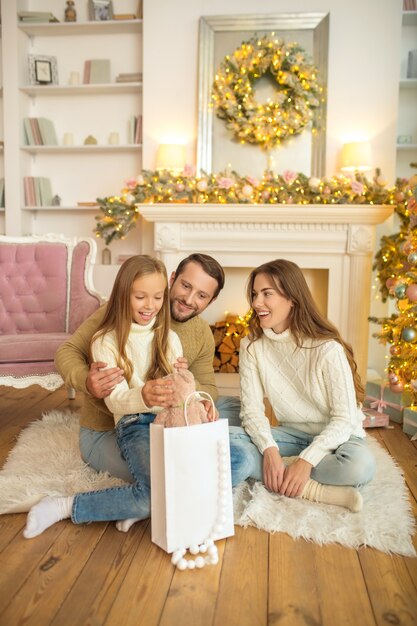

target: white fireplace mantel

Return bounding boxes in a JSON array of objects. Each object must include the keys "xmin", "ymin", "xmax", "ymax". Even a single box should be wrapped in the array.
[{"xmin": 139, "ymin": 204, "xmax": 392, "ymax": 381}]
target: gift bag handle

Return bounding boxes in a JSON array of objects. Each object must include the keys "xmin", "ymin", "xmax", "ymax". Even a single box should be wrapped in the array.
[{"xmin": 183, "ymin": 391, "xmax": 215, "ymax": 426}]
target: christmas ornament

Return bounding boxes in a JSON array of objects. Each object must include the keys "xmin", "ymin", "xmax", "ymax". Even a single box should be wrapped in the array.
[
  {"xmin": 408, "ymin": 251, "xmax": 417, "ymax": 264},
  {"xmin": 402, "ymin": 327, "xmax": 417, "ymax": 343},
  {"xmin": 394, "ymin": 283, "xmax": 407, "ymax": 299},
  {"xmin": 406, "ymin": 284, "xmax": 417, "ymax": 302},
  {"xmin": 389, "ymin": 345, "xmax": 401, "ymax": 356},
  {"xmin": 388, "ymin": 373, "xmax": 399, "ymax": 383},
  {"xmin": 390, "ymin": 380, "xmax": 405, "ymax": 393}
]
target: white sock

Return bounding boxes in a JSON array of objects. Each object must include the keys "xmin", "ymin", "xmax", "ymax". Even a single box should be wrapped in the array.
[
  {"xmin": 115, "ymin": 517, "xmax": 140, "ymax": 533},
  {"xmin": 23, "ymin": 496, "xmax": 74, "ymax": 539},
  {"xmin": 301, "ymin": 479, "xmax": 363, "ymax": 513}
]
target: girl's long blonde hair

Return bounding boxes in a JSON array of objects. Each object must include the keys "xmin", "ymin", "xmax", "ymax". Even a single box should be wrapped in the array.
[
  {"xmin": 246, "ymin": 259, "xmax": 364, "ymax": 404},
  {"xmin": 91, "ymin": 255, "xmax": 172, "ymax": 384}
]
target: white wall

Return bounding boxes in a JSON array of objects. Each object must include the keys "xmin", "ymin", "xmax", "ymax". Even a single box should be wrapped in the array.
[{"xmin": 142, "ymin": 0, "xmax": 402, "ymax": 378}]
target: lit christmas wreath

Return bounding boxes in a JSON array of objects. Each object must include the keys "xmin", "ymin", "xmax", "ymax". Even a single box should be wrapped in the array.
[{"xmin": 212, "ymin": 35, "xmax": 322, "ymax": 150}]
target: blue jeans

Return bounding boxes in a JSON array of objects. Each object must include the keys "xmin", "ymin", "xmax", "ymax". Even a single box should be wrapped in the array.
[
  {"xmin": 79, "ymin": 395, "xmax": 241, "ymax": 482},
  {"xmin": 72, "ymin": 413, "xmax": 154, "ymax": 524},
  {"xmin": 229, "ymin": 426, "xmax": 376, "ymax": 488}
]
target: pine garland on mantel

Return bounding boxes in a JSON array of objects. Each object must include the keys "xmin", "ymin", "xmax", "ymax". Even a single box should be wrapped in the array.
[{"xmin": 94, "ymin": 168, "xmax": 408, "ymax": 245}]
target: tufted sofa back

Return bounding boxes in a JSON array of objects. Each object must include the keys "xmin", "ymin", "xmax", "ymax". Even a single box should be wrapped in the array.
[{"xmin": 0, "ymin": 242, "xmax": 68, "ymax": 334}]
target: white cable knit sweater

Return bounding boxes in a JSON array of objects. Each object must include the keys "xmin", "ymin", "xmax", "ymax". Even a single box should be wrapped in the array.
[
  {"xmin": 91, "ymin": 318, "xmax": 183, "ymax": 424},
  {"xmin": 239, "ymin": 328, "xmax": 366, "ymax": 467}
]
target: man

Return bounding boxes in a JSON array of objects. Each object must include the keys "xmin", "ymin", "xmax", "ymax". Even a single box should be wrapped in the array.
[{"xmin": 55, "ymin": 253, "xmax": 241, "ymax": 482}]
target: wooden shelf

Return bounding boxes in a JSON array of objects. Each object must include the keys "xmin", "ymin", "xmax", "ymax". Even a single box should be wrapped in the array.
[
  {"xmin": 22, "ymin": 205, "xmax": 101, "ymax": 211},
  {"xmin": 21, "ymin": 144, "xmax": 142, "ymax": 154},
  {"xmin": 20, "ymin": 83, "xmax": 142, "ymax": 96},
  {"xmin": 18, "ymin": 19, "xmax": 142, "ymax": 37}
]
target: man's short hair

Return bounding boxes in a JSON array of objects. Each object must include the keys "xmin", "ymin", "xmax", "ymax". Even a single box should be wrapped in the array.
[{"xmin": 174, "ymin": 253, "xmax": 225, "ymax": 298}]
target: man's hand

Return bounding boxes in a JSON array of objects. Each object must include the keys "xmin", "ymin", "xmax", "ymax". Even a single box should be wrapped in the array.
[
  {"xmin": 263, "ymin": 447, "xmax": 286, "ymax": 493},
  {"xmin": 279, "ymin": 458, "xmax": 313, "ymax": 498},
  {"xmin": 86, "ymin": 362, "xmax": 124, "ymax": 399},
  {"xmin": 202, "ymin": 399, "xmax": 219, "ymax": 422},
  {"xmin": 142, "ymin": 378, "xmax": 174, "ymax": 408},
  {"xmin": 173, "ymin": 357, "xmax": 188, "ymax": 370}
]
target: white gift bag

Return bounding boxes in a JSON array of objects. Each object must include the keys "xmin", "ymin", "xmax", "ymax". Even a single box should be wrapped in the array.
[{"xmin": 150, "ymin": 392, "xmax": 234, "ymax": 555}]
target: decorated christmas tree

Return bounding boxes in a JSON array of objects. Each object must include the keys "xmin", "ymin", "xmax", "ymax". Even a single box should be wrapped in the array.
[{"xmin": 371, "ymin": 177, "xmax": 417, "ymax": 404}]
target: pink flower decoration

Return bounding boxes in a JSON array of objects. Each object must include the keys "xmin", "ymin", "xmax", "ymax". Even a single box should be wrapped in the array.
[
  {"xmin": 183, "ymin": 164, "xmax": 196, "ymax": 177},
  {"xmin": 351, "ymin": 180, "xmax": 364, "ymax": 195},
  {"xmin": 246, "ymin": 176, "xmax": 260, "ymax": 187},
  {"xmin": 218, "ymin": 177, "xmax": 234, "ymax": 189},
  {"xmin": 282, "ymin": 170, "xmax": 297, "ymax": 185},
  {"xmin": 125, "ymin": 177, "xmax": 137, "ymax": 189}
]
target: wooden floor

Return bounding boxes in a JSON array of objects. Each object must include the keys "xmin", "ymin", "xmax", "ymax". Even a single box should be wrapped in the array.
[{"xmin": 0, "ymin": 386, "xmax": 416, "ymax": 626}]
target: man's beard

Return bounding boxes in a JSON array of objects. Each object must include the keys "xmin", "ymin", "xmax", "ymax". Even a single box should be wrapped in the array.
[{"xmin": 170, "ymin": 298, "xmax": 198, "ymax": 323}]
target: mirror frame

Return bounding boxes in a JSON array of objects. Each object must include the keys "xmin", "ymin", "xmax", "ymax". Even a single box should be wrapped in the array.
[{"xmin": 197, "ymin": 13, "xmax": 329, "ymax": 176}]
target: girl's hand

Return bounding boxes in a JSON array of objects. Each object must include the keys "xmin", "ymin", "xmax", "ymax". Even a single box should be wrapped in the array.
[
  {"xmin": 174, "ymin": 357, "xmax": 188, "ymax": 370},
  {"xmin": 202, "ymin": 399, "xmax": 219, "ymax": 422},
  {"xmin": 263, "ymin": 447, "xmax": 286, "ymax": 493},
  {"xmin": 279, "ymin": 458, "xmax": 313, "ymax": 498},
  {"xmin": 142, "ymin": 378, "xmax": 174, "ymax": 408}
]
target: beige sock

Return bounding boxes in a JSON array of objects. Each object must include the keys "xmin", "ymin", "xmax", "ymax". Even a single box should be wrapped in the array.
[{"xmin": 300, "ymin": 479, "xmax": 363, "ymax": 513}]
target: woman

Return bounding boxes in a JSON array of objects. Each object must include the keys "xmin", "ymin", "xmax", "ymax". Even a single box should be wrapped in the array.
[{"xmin": 230, "ymin": 259, "xmax": 375, "ymax": 512}]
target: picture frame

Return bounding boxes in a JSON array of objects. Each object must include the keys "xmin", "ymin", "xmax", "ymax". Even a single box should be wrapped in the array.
[
  {"xmin": 197, "ymin": 13, "xmax": 329, "ymax": 178},
  {"xmin": 28, "ymin": 55, "xmax": 59, "ymax": 85},
  {"xmin": 89, "ymin": 0, "xmax": 114, "ymax": 21}
]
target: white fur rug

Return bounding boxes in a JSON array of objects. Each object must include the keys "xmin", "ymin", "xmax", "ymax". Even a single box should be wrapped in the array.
[{"xmin": 0, "ymin": 410, "xmax": 415, "ymax": 557}]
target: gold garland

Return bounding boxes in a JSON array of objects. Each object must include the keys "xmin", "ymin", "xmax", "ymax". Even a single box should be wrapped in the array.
[{"xmin": 211, "ymin": 35, "xmax": 322, "ymax": 150}]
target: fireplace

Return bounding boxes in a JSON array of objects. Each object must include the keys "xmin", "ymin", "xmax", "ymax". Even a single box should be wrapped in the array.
[{"xmin": 139, "ymin": 203, "xmax": 392, "ymax": 382}]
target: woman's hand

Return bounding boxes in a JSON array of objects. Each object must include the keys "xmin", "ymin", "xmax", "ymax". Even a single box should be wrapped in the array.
[
  {"xmin": 142, "ymin": 378, "xmax": 174, "ymax": 408},
  {"xmin": 279, "ymin": 458, "xmax": 313, "ymax": 498},
  {"xmin": 263, "ymin": 447, "xmax": 286, "ymax": 493},
  {"xmin": 86, "ymin": 362, "xmax": 124, "ymax": 398}
]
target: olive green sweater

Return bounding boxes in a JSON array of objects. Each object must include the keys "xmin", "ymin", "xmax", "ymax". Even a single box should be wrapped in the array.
[{"xmin": 55, "ymin": 306, "xmax": 218, "ymax": 431}]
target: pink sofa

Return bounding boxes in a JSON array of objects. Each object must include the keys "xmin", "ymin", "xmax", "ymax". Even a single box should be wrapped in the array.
[{"xmin": 0, "ymin": 234, "xmax": 103, "ymax": 390}]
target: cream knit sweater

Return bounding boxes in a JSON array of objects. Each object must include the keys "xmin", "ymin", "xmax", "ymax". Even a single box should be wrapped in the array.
[
  {"xmin": 239, "ymin": 328, "xmax": 366, "ymax": 467},
  {"xmin": 91, "ymin": 318, "xmax": 182, "ymax": 424}
]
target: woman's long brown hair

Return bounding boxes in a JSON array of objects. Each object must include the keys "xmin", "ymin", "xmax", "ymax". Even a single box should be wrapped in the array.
[
  {"xmin": 246, "ymin": 259, "xmax": 365, "ymax": 404},
  {"xmin": 91, "ymin": 255, "xmax": 172, "ymax": 385}
]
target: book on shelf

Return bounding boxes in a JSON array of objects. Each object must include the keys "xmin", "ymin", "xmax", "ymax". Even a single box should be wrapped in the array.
[
  {"xmin": 403, "ymin": 0, "xmax": 417, "ymax": 10},
  {"xmin": 116, "ymin": 72, "xmax": 142, "ymax": 82},
  {"xmin": 83, "ymin": 59, "xmax": 111, "ymax": 84},
  {"xmin": 407, "ymin": 50, "xmax": 417, "ymax": 79},
  {"xmin": 113, "ymin": 14, "xmax": 137, "ymax": 20},
  {"xmin": 129, "ymin": 114, "xmax": 142, "ymax": 144},
  {"xmin": 23, "ymin": 177, "xmax": 53, "ymax": 207},
  {"xmin": 23, "ymin": 118, "xmax": 58, "ymax": 145},
  {"xmin": 18, "ymin": 11, "xmax": 59, "ymax": 23}
]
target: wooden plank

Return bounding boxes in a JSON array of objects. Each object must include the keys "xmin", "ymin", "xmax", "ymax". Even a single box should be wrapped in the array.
[
  {"xmin": 359, "ymin": 544, "xmax": 417, "ymax": 625},
  {"xmin": 104, "ymin": 524, "xmax": 175, "ymax": 626},
  {"xmin": 51, "ymin": 520, "xmax": 149, "ymax": 626},
  {"xmin": 312, "ymin": 543, "xmax": 375, "ymax": 626},
  {"xmin": 378, "ymin": 423, "xmax": 417, "ymax": 501},
  {"xmin": 159, "ymin": 540, "xmax": 226, "ymax": 626},
  {"xmin": 0, "ymin": 520, "xmax": 66, "ymax": 613},
  {"xmin": 0, "ymin": 521, "xmax": 107, "ymax": 625},
  {"xmin": 268, "ymin": 533, "xmax": 321, "ymax": 625},
  {"xmin": 0, "ymin": 513, "xmax": 26, "ymax": 553},
  {"xmin": 213, "ymin": 526, "xmax": 268, "ymax": 626}
]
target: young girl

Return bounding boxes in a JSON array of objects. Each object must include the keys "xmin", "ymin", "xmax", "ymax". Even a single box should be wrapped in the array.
[
  {"xmin": 24, "ymin": 255, "xmax": 183, "ymax": 538},
  {"xmin": 230, "ymin": 259, "xmax": 376, "ymax": 512}
]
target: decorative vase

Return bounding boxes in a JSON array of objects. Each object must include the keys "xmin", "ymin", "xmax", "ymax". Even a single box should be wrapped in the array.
[{"xmin": 65, "ymin": 1, "xmax": 77, "ymax": 22}]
